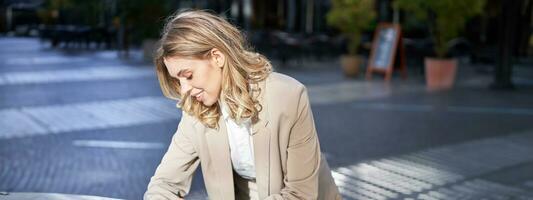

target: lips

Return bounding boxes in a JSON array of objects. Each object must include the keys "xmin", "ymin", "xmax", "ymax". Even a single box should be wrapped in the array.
[{"xmin": 193, "ymin": 91, "xmax": 203, "ymax": 102}]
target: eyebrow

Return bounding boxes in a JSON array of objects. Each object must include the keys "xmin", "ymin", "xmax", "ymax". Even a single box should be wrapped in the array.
[{"xmin": 176, "ymin": 69, "xmax": 185, "ymax": 77}]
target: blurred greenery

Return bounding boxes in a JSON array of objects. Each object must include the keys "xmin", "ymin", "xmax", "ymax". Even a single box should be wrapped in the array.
[
  {"xmin": 37, "ymin": 0, "xmax": 175, "ymax": 43},
  {"xmin": 326, "ymin": 0, "xmax": 376, "ymax": 55},
  {"xmin": 117, "ymin": 0, "xmax": 174, "ymax": 42},
  {"xmin": 394, "ymin": 0, "xmax": 486, "ymax": 58}
]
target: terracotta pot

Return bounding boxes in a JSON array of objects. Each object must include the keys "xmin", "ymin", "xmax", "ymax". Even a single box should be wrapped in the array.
[
  {"xmin": 340, "ymin": 55, "xmax": 361, "ymax": 77},
  {"xmin": 425, "ymin": 58, "xmax": 457, "ymax": 91}
]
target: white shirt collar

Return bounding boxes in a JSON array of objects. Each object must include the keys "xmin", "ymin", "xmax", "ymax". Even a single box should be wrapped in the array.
[{"xmin": 219, "ymin": 100, "xmax": 252, "ymax": 126}]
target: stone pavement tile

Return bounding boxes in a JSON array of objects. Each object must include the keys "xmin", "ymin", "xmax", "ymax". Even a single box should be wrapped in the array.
[
  {"xmin": 0, "ymin": 77, "xmax": 161, "ymax": 109},
  {"xmin": 0, "ymin": 96, "xmax": 179, "ymax": 139},
  {"xmin": 330, "ymin": 131, "xmax": 533, "ymax": 199},
  {"xmin": 0, "ymin": 121, "xmax": 208, "ymax": 200},
  {"xmin": 483, "ymin": 162, "xmax": 533, "ymax": 193}
]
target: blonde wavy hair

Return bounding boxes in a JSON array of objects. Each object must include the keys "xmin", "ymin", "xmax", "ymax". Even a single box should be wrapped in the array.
[{"xmin": 155, "ymin": 9, "xmax": 272, "ymax": 129}]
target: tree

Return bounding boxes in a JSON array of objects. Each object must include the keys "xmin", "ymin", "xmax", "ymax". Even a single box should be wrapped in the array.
[
  {"xmin": 394, "ymin": 0, "xmax": 486, "ymax": 58},
  {"xmin": 326, "ymin": 0, "xmax": 376, "ymax": 55}
]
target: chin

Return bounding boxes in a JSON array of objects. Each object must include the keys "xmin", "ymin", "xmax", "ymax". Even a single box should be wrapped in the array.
[{"xmin": 202, "ymin": 99, "xmax": 216, "ymax": 107}]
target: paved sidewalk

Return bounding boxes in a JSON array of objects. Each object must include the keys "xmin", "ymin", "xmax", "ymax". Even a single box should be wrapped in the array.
[{"xmin": 1, "ymin": 37, "xmax": 533, "ymax": 199}]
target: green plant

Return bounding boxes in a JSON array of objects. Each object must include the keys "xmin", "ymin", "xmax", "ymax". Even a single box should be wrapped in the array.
[
  {"xmin": 394, "ymin": 0, "xmax": 486, "ymax": 58},
  {"xmin": 117, "ymin": 0, "xmax": 174, "ymax": 42},
  {"xmin": 326, "ymin": 0, "xmax": 376, "ymax": 55}
]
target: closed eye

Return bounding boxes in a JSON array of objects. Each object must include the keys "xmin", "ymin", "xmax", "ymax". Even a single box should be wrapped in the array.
[{"xmin": 183, "ymin": 72, "xmax": 193, "ymax": 80}]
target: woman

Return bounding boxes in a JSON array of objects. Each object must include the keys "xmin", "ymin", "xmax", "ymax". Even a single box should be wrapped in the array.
[{"xmin": 145, "ymin": 10, "xmax": 341, "ymax": 200}]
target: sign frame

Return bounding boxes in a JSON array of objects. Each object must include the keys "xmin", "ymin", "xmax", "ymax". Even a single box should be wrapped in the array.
[{"xmin": 365, "ymin": 23, "xmax": 406, "ymax": 81}]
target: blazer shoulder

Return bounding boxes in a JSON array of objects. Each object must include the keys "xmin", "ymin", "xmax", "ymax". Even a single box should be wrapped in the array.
[
  {"xmin": 177, "ymin": 110, "xmax": 199, "ymax": 134},
  {"xmin": 266, "ymin": 72, "xmax": 306, "ymax": 94},
  {"xmin": 264, "ymin": 72, "xmax": 308, "ymax": 115}
]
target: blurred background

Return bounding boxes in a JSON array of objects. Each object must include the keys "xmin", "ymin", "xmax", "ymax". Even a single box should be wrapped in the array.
[{"xmin": 0, "ymin": 0, "xmax": 532, "ymax": 199}]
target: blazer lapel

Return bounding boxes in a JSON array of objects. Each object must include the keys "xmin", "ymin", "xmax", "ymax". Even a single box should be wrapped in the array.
[
  {"xmin": 252, "ymin": 78, "xmax": 271, "ymax": 199},
  {"xmin": 204, "ymin": 116, "xmax": 235, "ymax": 199},
  {"xmin": 202, "ymin": 78, "xmax": 270, "ymax": 199}
]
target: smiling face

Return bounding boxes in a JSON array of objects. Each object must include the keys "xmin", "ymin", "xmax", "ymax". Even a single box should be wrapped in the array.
[{"xmin": 163, "ymin": 50, "xmax": 224, "ymax": 107}]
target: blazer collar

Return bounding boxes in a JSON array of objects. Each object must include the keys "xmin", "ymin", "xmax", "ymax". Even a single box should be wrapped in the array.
[
  {"xmin": 203, "ymin": 116, "xmax": 235, "ymax": 199},
  {"xmin": 251, "ymin": 78, "xmax": 269, "ymax": 135}
]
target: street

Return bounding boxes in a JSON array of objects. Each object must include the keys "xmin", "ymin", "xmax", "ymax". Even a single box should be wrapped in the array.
[{"xmin": 1, "ymin": 37, "xmax": 533, "ymax": 199}]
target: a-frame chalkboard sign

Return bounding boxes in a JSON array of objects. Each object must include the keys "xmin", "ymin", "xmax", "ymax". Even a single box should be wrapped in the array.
[{"xmin": 365, "ymin": 23, "xmax": 407, "ymax": 81}]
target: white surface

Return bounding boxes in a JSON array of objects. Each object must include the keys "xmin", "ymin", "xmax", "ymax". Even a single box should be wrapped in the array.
[{"xmin": 0, "ymin": 192, "xmax": 122, "ymax": 200}]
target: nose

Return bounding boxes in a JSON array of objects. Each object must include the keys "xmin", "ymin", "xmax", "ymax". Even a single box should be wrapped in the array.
[{"xmin": 180, "ymin": 82, "xmax": 192, "ymax": 95}]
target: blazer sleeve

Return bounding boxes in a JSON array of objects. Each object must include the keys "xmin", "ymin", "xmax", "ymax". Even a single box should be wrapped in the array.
[
  {"xmin": 266, "ymin": 86, "xmax": 321, "ymax": 200},
  {"xmin": 144, "ymin": 114, "xmax": 200, "ymax": 200}
]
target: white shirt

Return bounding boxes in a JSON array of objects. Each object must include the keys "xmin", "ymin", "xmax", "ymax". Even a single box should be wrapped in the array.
[{"xmin": 220, "ymin": 102, "xmax": 256, "ymax": 180}]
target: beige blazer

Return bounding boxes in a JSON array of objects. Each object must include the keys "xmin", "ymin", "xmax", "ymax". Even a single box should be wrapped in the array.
[{"xmin": 145, "ymin": 72, "xmax": 342, "ymax": 200}]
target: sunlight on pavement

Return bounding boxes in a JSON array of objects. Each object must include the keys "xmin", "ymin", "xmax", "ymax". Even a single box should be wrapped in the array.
[{"xmin": 331, "ymin": 131, "xmax": 533, "ymax": 199}]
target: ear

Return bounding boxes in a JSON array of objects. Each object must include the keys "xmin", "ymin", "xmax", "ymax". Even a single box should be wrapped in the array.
[{"xmin": 210, "ymin": 48, "xmax": 225, "ymax": 68}]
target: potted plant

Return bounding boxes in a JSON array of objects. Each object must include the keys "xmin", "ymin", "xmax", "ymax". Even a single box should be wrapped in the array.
[
  {"xmin": 327, "ymin": 0, "xmax": 376, "ymax": 77},
  {"xmin": 394, "ymin": 0, "xmax": 486, "ymax": 90}
]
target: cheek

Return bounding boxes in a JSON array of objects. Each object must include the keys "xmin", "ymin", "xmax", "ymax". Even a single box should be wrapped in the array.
[
  {"xmin": 206, "ymin": 68, "xmax": 222, "ymax": 92},
  {"xmin": 212, "ymin": 70, "xmax": 223, "ymax": 92},
  {"xmin": 193, "ymin": 62, "xmax": 222, "ymax": 97}
]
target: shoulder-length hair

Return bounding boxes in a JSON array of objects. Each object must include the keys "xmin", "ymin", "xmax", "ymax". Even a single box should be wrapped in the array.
[{"xmin": 154, "ymin": 9, "xmax": 272, "ymax": 129}]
